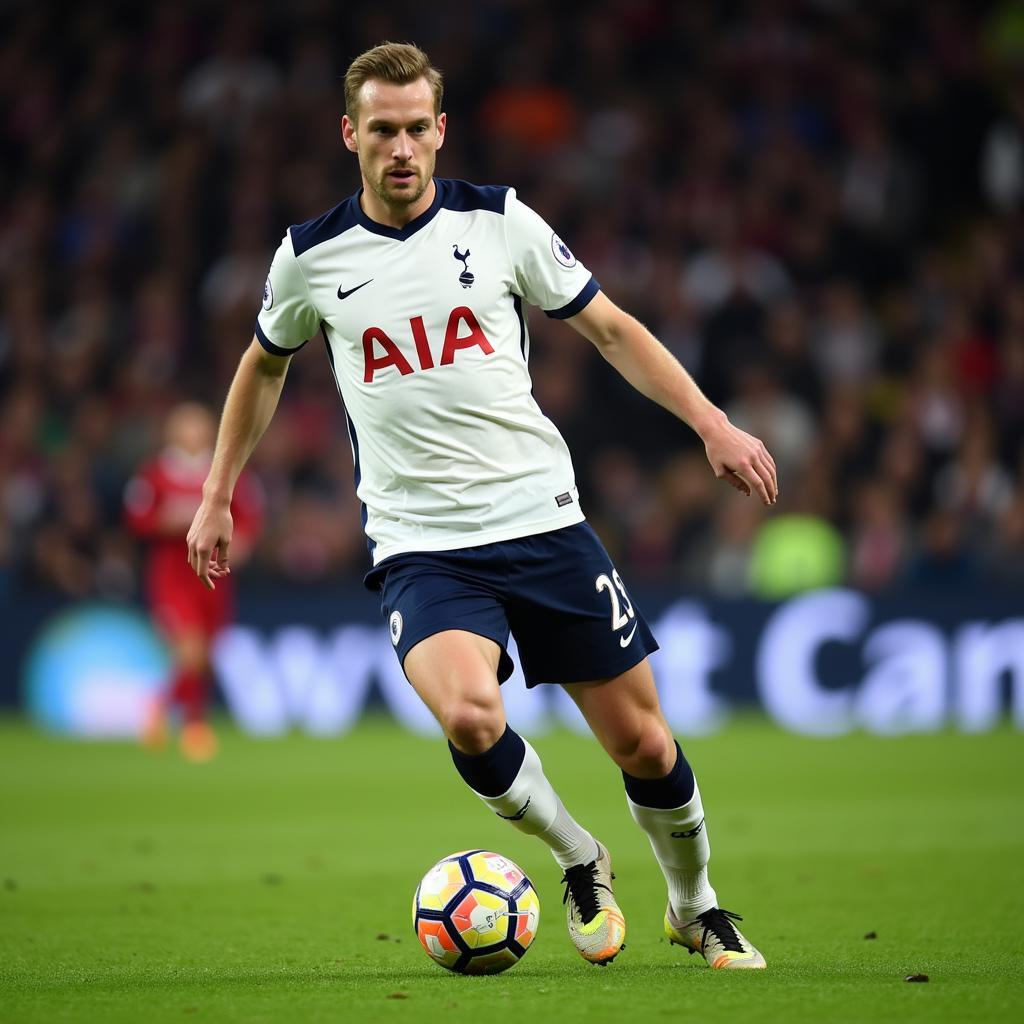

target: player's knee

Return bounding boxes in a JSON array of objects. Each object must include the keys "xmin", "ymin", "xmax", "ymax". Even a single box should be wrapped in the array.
[
  {"xmin": 611, "ymin": 716, "xmax": 675, "ymax": 778},
  {"xmin": 442, "ymin": 696, "xmax": 505, "ymax": 755}
]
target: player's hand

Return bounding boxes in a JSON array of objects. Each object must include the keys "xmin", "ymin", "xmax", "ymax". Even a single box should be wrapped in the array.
[
  {"xmin": 703, "ymin": 419, "xmax": 778, "ymax": 506},
  {"xmin": 186, "ymin": 497, "xmax": 234, "ymax": 590}
]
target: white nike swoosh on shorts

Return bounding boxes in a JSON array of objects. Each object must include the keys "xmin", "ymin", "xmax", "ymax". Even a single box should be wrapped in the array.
[{"xmin": 619, "ymin": 622, "xmax": 638, "ymax": 647}]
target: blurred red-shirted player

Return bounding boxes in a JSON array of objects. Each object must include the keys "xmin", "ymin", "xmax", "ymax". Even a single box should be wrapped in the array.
[{"xmin": 124, "ymin": 403, "xmax": 263, "ymax": 760}]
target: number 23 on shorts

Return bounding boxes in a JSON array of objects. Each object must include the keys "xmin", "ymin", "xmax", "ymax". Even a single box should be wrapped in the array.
[{"xmin": 596, "ymin": 570, "xmax": 637, "ymax": 646}]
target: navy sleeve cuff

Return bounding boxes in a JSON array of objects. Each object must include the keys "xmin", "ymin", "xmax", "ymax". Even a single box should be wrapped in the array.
[
  {"xmin": 254, "ymin": 320, "xmax": 307, "ymax": 356},
  {"xmin": 544, "ymin": 276, "xmax": 600, "ymax": 320}
]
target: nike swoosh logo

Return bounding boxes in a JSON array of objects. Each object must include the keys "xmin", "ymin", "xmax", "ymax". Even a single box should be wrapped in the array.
[
  {"xmin": 620, "ymin": 622, "xmax": 638, "ymax": 648},
  {"xmin": 671, "ymin": 818, "xmax": 705, "ymax": 839},
  {"xmin": 496, "ymin": 797, "xmax": 531, "ymax": 821},
  {"xmin": 337, "ymin": 279, "xmax": 373, "ymax": 300}
]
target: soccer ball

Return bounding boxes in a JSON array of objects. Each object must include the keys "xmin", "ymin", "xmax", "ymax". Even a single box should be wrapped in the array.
[{"xmin": 413, "ymin": 849, "xmax": 540, "ymax": 974}]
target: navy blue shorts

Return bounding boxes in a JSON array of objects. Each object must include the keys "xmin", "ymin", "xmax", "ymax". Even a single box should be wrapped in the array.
[{"xmin": 364, "ymin": 522, "xmax": 659, "ymax": 687}]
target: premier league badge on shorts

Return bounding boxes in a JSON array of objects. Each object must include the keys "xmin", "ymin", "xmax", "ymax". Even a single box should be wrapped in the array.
[{"xmin": 389, "ymin": 610, "xmax": 403, "ymax": 645}]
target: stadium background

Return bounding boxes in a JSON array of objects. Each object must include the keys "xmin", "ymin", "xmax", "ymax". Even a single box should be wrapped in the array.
[
  {"xmin": 2, "ymin": 3, "xmax": 1023, "ymax": 1021},
  {"xmin": 1, "ymin": 0, "xmax": 1022, "ymax": 734}
]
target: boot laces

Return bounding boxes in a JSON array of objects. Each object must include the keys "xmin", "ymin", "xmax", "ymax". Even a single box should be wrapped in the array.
[
  {"xmin": 561, "ymin": 861, "xmax": 603, "ymax": 925},
  {"xmin": 695, "ymin": 908, "xmax": 746, "ymax": 953}
]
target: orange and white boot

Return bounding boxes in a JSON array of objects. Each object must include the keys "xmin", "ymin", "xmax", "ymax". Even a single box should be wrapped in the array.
[
  {"xmin": 665, "ymin": 905, "xmax": 766, "ymax": 969},
  {"xmin": 561, "ymin": 842, "xmax": 626, "ymax": 965}
]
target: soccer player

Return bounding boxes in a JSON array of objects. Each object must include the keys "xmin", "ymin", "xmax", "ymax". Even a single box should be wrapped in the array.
[
  {"xmin": 187, "ymin": 43, "xmax": 776, "ymax": 968},
  {"xmin": 126, "ymin": 402, "xmax": 262, "ymax": 760}
]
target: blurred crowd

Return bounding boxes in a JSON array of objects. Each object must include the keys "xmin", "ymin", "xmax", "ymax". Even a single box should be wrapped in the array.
[{"xmin": 3, "ymin": 0, "xmax": 1024, "ymax": 602}]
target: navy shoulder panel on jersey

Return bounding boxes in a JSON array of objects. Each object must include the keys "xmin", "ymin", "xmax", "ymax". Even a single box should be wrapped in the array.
[
  {"xmin": 438, "ymin": 178, "xmax": 509, "ymax": 215},
  {"xmin": 290, "ymin": 181, "xmax": 507, "ymax": 253},
  {"xmin": 290, "ymin": 196, "xmax": 361, "ymax": 257}
]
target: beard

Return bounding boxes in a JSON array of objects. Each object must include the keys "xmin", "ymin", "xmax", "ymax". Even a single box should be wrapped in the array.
[{"xmin": 369, "ymin": 165, "xmax": 431, "ymax": 209}]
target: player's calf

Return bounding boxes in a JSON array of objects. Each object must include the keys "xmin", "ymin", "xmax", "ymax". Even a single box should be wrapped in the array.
[
  {"xmin": 450, "ymin": 726, "xmax": 599, "ymax": 867},
  {"xmin": 449, "ymin": 725, "xmax": 627, "ymax": 963}
]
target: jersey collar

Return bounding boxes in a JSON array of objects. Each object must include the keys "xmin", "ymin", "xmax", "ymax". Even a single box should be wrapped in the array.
[{"xmin": 354, "ymin": 178, "xmax": 445, "ymax": 241}]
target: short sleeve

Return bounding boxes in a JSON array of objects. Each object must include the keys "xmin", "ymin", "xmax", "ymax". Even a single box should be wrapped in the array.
[
  {"xmin": 254, "ymin": 232, "xmax": 321, "ymax": 354},
  {"xmin": 504, "ymin": 190, "xmax": 600, "ymax": 319}
]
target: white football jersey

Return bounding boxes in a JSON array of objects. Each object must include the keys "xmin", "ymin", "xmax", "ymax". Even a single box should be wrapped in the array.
[{"xmin": 256, "ymin": 178, "xmax": 598, "ymax": 565}]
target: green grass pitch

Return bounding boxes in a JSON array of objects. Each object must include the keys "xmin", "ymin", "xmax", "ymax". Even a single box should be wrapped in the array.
[{"xmin": 1, "ymin": 716, "xmax": 1022, "ymax": 1023}]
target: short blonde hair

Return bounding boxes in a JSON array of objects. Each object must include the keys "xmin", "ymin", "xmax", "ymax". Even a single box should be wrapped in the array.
[{"xmin": 344, "ymin": 42, "xmax": 443, "ymax": 121}]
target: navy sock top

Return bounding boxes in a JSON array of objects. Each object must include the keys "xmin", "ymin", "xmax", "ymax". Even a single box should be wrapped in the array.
[
  {"xmin": 622, "ymin": 741, "xmax": 695, "ymax": 808},
  {"xmin": 448, "ymin": 725, "xmax": 527, "ymax": 797}
]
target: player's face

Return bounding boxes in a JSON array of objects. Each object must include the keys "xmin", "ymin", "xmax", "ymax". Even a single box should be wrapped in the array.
[{"xmin": 342, "ymin": 77, "xmax": 445, "ymax": 217}]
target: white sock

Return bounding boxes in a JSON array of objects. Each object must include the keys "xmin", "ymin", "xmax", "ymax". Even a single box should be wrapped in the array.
[
  {"xmin": 627, "ymin": 782, "xmax": 717, "ymax": 919},
  {"xmin": 474, "ymin": 738, "xmax": 599, "ymax": 870}
]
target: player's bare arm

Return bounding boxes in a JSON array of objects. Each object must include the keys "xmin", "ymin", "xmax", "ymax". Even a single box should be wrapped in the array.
[
  {"xmin": 187, "ymin": 338, "xmax": 290, "ymax": 589},
  {"xmin": 567, "ymin": 291, "xmax": 778, "ymax": 505}
]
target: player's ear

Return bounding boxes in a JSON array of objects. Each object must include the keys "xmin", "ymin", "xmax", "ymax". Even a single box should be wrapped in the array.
[
  {"xmin": 341, "ymin": 114, "xmax": 359, "ymax": 153},
  {"xmin": 435, "ymin": 111, "xmax": 446, "ymax": 151}
]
